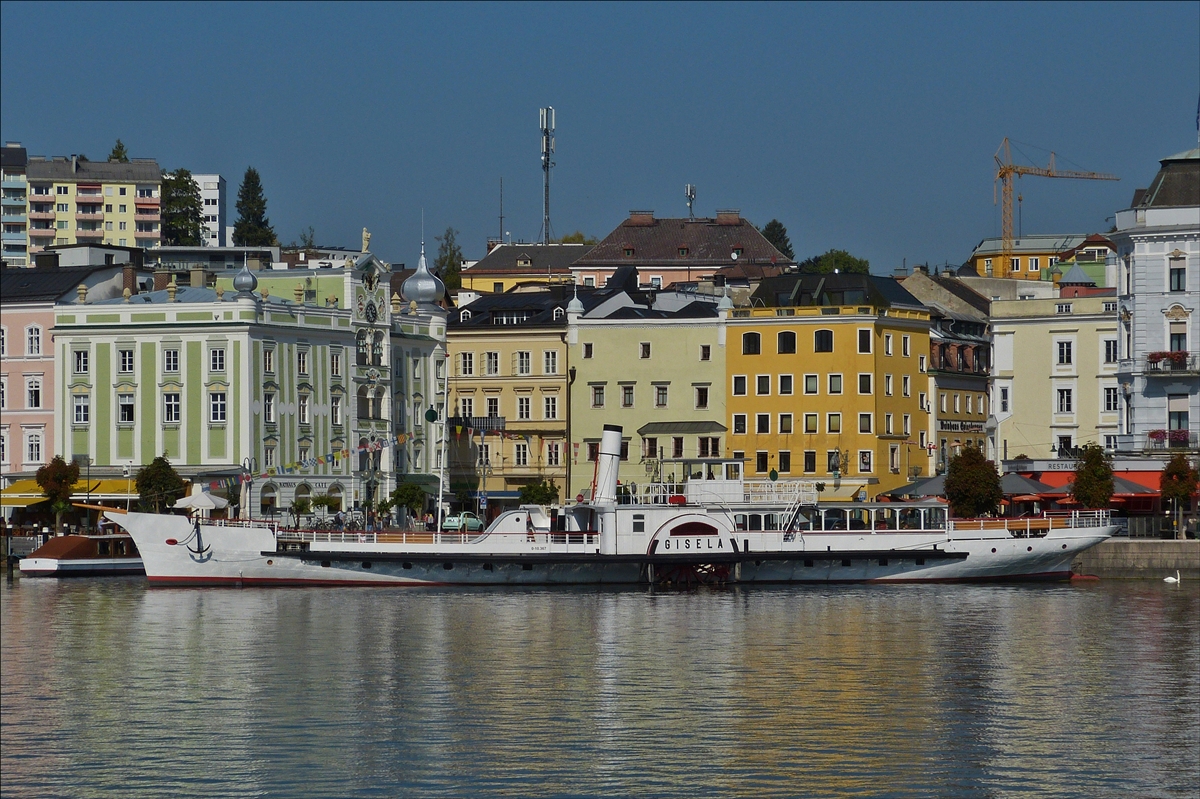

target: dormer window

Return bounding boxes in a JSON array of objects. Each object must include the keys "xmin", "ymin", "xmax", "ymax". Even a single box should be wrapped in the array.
[
  {"xmin": 517, "ymin": 257, "xmax": 531, "ymax": 268},
  {"xmin": 460, "ymin": 310, "xmax": 472, "ymax": 322},
  {"xmin": 623, "ymin": 248, "xmax": 635, "ymax": 257},
  {"xmin": 553, "ymin": 307, "xmax": 564, "ymax": 320},
  {"xmin": 732, "ymin": 247, "xmax": 744, "ymax": 257},
  {"xmin": 678, "ymin": 247, "xmax": 689, "ymax": 257}
]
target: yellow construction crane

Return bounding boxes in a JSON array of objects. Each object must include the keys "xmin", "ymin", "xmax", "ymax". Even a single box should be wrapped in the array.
[{"xmin": 993, "ymin": 138, "xmax": 1119, "ymax": 278}]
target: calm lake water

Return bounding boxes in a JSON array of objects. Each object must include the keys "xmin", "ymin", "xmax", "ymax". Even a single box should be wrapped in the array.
[{"xmin": 1, "ymin": 578, "xmax": 1197, "ymax": 799}]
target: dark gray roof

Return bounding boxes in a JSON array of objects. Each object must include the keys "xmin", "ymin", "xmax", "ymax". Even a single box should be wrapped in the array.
[
  {"xmin": 636, "ymin": 421, "xmax": 727, "ymax": 436},
  {"xmin": 0, "ymin": 266, "xmax": 120, "ymax": 303},
  {"xmin": 1058, "ymin": 264, "xmax": 1096, "ymax": 286},
  {"xmin": 750, "ymin": 273, "xmax": 926, "ymax": 310},
  {"xmin": 27, "ymin": 157, "xmax": 161, "ymax": 183},
  {"xmin": 449, "ymin": 288, "xmax": 581, "ymax": 328},
  {"xmin": 575, "ymin": 213, "xmax": 795, "ymax": 268},
  {"xmin": 1132, "ymin": 148, "xmax": 1199, "ymax": 209},
  {"xmin": 1, "ymin": 145, "xmax": 27, "ymax": 169},
  {"xmin": 466, "ymin": 243, "xmax": 592, "ymax": 274}
]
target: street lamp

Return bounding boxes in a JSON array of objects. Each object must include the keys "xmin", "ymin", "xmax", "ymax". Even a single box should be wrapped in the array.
[{"xmin": 241, "ymin": 457, "xmax": 257, "ymax": 520}]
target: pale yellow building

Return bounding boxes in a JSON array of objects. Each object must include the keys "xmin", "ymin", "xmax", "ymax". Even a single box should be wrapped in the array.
[
  {"xmin": 458, "ymin": 243, "xmax": 589, "ymax": 295},
  {"xmin": 25, "ymin": 156, "xmax": 160, "ymax": 256},
  {"xmin": 968, "ymin": 234, "xmax": 1084, "ymax": 280}
]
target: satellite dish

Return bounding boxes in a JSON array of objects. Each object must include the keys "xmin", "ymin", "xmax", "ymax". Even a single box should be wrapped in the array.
[{"xmin": 731, "ymin": 251, "xmax": 739, "ymax": 260}]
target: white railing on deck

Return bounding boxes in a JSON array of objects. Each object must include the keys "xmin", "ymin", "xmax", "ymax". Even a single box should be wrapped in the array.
[
  {"xmin": 949, "ymin": 510, "xmax": 1110, "ymax": 538},
  {"xmin": 274, "ymin": 528, "xmax": 599, "ymax": 551}
]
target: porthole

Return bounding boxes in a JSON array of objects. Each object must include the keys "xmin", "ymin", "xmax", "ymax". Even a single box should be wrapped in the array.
[
  {"xmin": 1061, "ymin": 544, "xmax": 1067, "ymax": 550},
  {"xmin": 1027, "ymin": 546, "xmax": 1033, "ymax": 552},
  {"xmin": 991, "ymin": 548, "xmax": 996, "ymax": 553},
  {"xmin": 267, "ymin": 559, "xmax": 274, "ymax": 565},
  {"xmin": 402, "ymin": 562, "xmax": 413, "ymax": 569}
]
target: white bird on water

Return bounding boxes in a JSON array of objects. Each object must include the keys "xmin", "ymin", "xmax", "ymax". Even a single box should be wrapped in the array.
[{"xmin": 1164, "ymin": 570, "xmax": 1180, "ymax": 584}]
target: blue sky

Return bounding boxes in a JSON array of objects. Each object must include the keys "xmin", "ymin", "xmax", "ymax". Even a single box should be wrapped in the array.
[{"xmin": 2, "ymin": 2, "xmax": 1197, "ymax": 270}]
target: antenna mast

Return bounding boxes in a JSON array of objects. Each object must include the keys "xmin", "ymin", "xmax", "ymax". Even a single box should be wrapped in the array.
[
  {"xmin": 499, "ymin": 177, "xmax": 504, "ymax": 242},
  {"xmin": 540, "ymin": 106, "xmax": 555, "ymax": 245},
  {"xmin": 685, "ymin": 184, "xmax": 696, "ymax": 219}
]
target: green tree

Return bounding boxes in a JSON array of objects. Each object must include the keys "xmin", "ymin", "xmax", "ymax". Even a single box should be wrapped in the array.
[
  {"xmin": 519, "ymin": 480, "xmax": 560, "ymax": 505},
  {"xmin": 136, "ymin": 456, "xmax": 186, "ymax": 512},
  {"xmin": 434, "ymin": 226, "xmax": 463, "ymax": 292},
  {"xmin": 1071, "ymin": 444, "xmax": 1114, "ymax": 508},
  {"xmin": 289, "ymin": 497, "xmax": 312, "ymax": 526},
  {"xmin": 555, "ymin": 230, "xmax": 599, "ymax": 245},
  {"xmin": 760, "ymin": 219, "xmax": 794, "ymax": 259},
  {"xmin": 36, "ymin": 455, "xmax": 80, "ymax": 533},
  {"xmin": 299, "ymin": 226, "xmax": 317, "ymax": 249},
  {"xmin": 944, "ymin": 444, "xmax": 1001, "ymax": 518},
  {"xmin": 108, "ymin": 139, "xmax": 129, "ymax": 163},
  {"xmin": 232, "ymin": 167, "xmax": 277, "ymax": 246},
  {"xmin": 796, "ymin": 249, "xmax": 870, "ymax": 274},
  {"xmin": 390, "ymin": 483, "xmax": 427, "ymax": 518},
  {"xmin": 1160, "ymin": 454, "xmax": 1199, "ymax": 540},
  {"xmin": 160, "ymin": 168, "xmax": 205, "ymax": 246}
]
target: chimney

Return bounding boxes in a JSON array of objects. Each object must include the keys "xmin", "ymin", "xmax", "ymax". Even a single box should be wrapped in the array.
[
  {"xmin": 627, "ymin": 210, "xmax": 655, "ymax": 226},
  {"xmin": 153, "ymin": 269, "xmax": 172, "ymax": 291},
  {"xmin": 715, "ymin": 209, "xmax": 741, "ymax": 226},
  {"xmin": 122, "ymin": 264, "xmax": 138, "ymax": 296},
  {"xmin": 189, "ymin": 267, "xmax": 206, "ymax": 288}
]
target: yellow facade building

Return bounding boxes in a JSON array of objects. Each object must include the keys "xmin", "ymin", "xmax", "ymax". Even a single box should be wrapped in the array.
[
  {"xmin": 25, "ymin": 156, "xmax": 161, "ymax": 256},
  {"xmin": 967, "ymin": 234, "xmax": 1086, "ymax": 281},
  {"xmin": 458, "ymin": 243, "xmax": 590, "ymax": 295},
  {"xmin": 726, "ymin": 274, "xmax": 930, "ymax": 499}
]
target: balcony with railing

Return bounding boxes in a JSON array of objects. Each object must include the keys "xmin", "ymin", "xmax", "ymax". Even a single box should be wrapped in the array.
[
  {"xmin": 134, "ymin": 194, "xmax": 160, "ymax": 205},
  {"xmin": 74, "ymin": 193, "xmax": 104, "ymax": 204},
  {"xmin": 134, "ymin": 208, "xmax": 160, "ymax": 220},
  {"xmin": 28, "ymin": 227, "xmax": 56, "ymax": 238},
  {"xmin": 447, "ymin": 416, "xmax": 507, "ymax": 433},
  {"xmin": 1, "ymin": 176, "xmax": 26, "ymax": 189},
  {"xmin": 1, "ymin": 212, "xmax": 25, "ymax": 223},
  {"xmin": 1145, "ymin": 352, "xmax": 1198, "ymax": 375},
  {"xmin": 1145, "ymin": 430, "xmax": 1198, "ymax": 451},
  {"xmin": 2, "ymin": 193, "xmax": 27, "ymax": 206},
  {"xmin": 75, "ymin": 211, "xmax": 104, "ymax": 222},
  {"xmin": 27, "ymin": 210, "xmax": 53, "ymax": 220},
  {"xmin": 76, "ymin": 228, "xmax": 105, "ymax": 239}
]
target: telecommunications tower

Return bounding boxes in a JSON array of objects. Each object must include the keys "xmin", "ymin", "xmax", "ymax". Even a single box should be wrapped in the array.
[{"xmin": 540, "ymin": 106, "xmax": 555, "ymax": 245}]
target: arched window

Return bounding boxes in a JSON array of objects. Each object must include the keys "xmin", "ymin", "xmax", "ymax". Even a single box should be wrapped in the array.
[
  {"xmin": 26, "ymin": 325, "xmax": 42, "ymax": 356},
  {"xmin": 259, "ymin": 484, "xmax": 278, "ymax": 517},
  {"xmin": 356, "ymin": 331, "xmax": 369, "ymax": 365},
  {"xmin": 371, "ymin": 332, "xmax": 384, "ymax": 366},
  {"xmin": 357, "ymin": 385, "xmax": 372, "ymax": 420},
  {"xmin": 358, "ymin": 437, "xmax": 370, "ymax": 472},
  {"xmin": 742, "ymin": 332, "xmax": 761, "ymax": 355},
  {"xmin": 777, "ymin": 331, "xmax": 796, "ymax": 354},
  {"xmin": 814, "ymin": 329, "xmax": 833, "ymax": 353}
]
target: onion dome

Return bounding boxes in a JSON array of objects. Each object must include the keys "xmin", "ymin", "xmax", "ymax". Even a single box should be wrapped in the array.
[
  {"xmin": 567, "ymin": 282, "xmax": 584, "ymax": 314},
  {"xmin": 717, "ymin": 286, "xmax": 733, "ymax": 311},
  {"xmin": 233, "ymin": 264, "xmax": 258, "ymax": 297},
  {"xmin": 401, "ymin": 242, "xmax": 445, "ymax": 305}
]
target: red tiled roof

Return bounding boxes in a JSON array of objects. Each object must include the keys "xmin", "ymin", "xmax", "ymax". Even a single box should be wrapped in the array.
[{"xmin": 575, "ymin": 212, "xmax": 795, "ymax": 268}]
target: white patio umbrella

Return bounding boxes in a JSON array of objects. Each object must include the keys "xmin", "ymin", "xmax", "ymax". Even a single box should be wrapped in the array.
[{"xmin": 173, "ymin": 484, "xmax": 230, "ymax": 512}]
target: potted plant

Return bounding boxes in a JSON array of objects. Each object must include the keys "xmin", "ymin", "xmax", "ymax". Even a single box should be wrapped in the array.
[
  {"xmin": 1147, "ymin": 351, "xmax": 1168, "ymax": 364},
  {"xmin": 1166, "ymin": 351, "xmax": 1188, "ymax": 367},
  {"xmin": 1168, "ymin": 429, "xmax": 1190, "ymax": 446},
  {"xmin": 1148, "ymin": 429, "xmax": 1168, "ymax": 442}
]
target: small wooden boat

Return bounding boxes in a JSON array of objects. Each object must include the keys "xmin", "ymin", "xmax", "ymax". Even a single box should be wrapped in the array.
[{"xmin": 19, "ymin": 534, "xmax": 143, "ymax": 577}]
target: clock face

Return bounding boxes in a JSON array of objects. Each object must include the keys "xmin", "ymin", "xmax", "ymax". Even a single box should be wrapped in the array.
[{"xmin": 365, "ymin": 302, "xmax": 378, "ymax": 322}]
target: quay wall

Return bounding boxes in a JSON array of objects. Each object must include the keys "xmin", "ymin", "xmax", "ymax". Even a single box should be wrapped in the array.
[{"xmin": 1072, "ymin": 539, "xmax": 1199, "ymax": 580}]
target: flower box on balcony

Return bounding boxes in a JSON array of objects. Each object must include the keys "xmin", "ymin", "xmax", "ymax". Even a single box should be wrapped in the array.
[
  {"xmin": 1148, "ymin": 429, "xmax": 1167, "ymax": 441},
  {"xmin": 1168, "ymin": 430, "xmax": 1190, "ymax": 445}
]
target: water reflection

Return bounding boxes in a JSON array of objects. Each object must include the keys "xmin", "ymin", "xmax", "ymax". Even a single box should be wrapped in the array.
[{"xmin": 2, "ymin": 581, "xmax": 1197, "ymax": 798}]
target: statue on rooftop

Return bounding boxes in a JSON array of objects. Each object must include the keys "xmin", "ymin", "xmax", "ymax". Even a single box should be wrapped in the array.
[{"xmin": 362, "ymin": 228, "xmax": 371, "ymax": 253}]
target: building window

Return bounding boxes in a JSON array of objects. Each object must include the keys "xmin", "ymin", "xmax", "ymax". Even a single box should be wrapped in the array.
[
  {"xmin": 297, "ymin": 350, "xmax": 308, "ymax": 375},
  {"xmin": 1057, "ymin": 435, "xmax": 1073, "ymax": 456},
  {"xmin": 884, "ymin": 375, "xmax": 893, "ymax": 396},
  {"xmin": 514, "ymin": 443, "xmax": 528, "ymax": 467},
  {"xmin": 828, "ymin": 374, "xmax": 842, "ymax": 395},
  {"xmin": 902, "ymin": 335, "xmax": 910, "ymax": 357},
  {"xmin": 700, "ymin": 345, "xmax": 711, "ymax": 361},
  {"xmin": 264, "ymin": 446, "xmax": 276, "ymax": 468},
  {"xmin": 698, "ymin": 437, "xmax": 720, "ymax": 458},
  {"xmin": 164, "ymin": 393, "xmax": 181, "ymax": 423},
  {"xmin": 655, "ymin": 385, "xmax": 668, "ymax": 407},
  {"xmin": 858, "ymin": 374, "xmax": 872, "ymax": 394},
  {"xmin": 298, "ymin": 395, "xmax": 309, "ymax": 424},
  {"xmin": 920, "ymin": 391, "xmax": 928, "ymax": 411},
  {"xmin": 884, "ymin": 334, "xmax": 893, "ymax": 356},
  {"xmin": 756, "ymin": 414, "xmax": 770, "ymax": 434},
  {"xmin": 74, "ymin": 395, "xmax": 90, "ymax": 424},
  {"xmin": 459, "ymin": 352, "xmax": 474, "ymax": 376},
  {"xmin": 119, "ymin": 348, "xmax": 134, "ymax": 373},
  {"xmin": 71, "ymin": 350, "xmax": 89, "ymax": 374},
  {"xmin": 695, "ymin": 386, "xmax": 709, "ymax": 409},
  {"xmin": 516, "ymin": 351, "xmax": 531, "ymax": 374},
  {"xmin": 458, "ymin": 396, "xmax": 473, "ymax": 419},
  {"xmin": 902, "ymin": 375, "xmax": 911, "ymax": 397},
  {"xmin": 621, "ymin": 385, "xmax": 634, "ymax": 407},
  {"xmin": 733, "ymin": 414, "xmax": 747, "ymax": 435},
  {"xmin": 780, "ymin": 413, "xmax": 793, "ymax": 434},
  {"xmin": 331, "ymin": 351, "xmax": 342, "ymax": 377},
  {"xmin": 1057, "ymin": 341, "xmax": 1072, "ymax": 365},
  {"xmin": 903, "ymin": 414, "xmax": 911, "ymax": 436},
  {"xmin": 330, "ymin": 395, "xmax": 342, "ymax": 426},
  {"xmin": 828, "ymin": 413, "xmax": 841, "ymax": 434},
  {"xmin": 546, "ymin": 441, "xmax": 561, "ymax": 467},
  {"xmin": 118, "ymin": 394, "xmax": 135, "ymax": 423},
  {"xmin": 517, "ymin": 396, "xmax": 531, "ymax": 420},
  {"xmin": 484, "ymin": 351, "xmax": 499, "ymax": 375},
  {"xmin": 732, "ymin": 375, "xmax": 747, "ymax": 396},
  {"xmin": 858, "ymin": 329, "xmax": 872, "ymax": 354},
  {"xmin": 859, "ymin": 413, "xmax": 872, "ymax": 433},
  {"xmin": 261, "ymin": 348, "xmax": 273, "ymax": 373},
  {"xmin": 264, "ymin": 392, "xmax": 276, "ymax": 423},
  {"xmin": 1011, "ymin": 257, "xmax": 1021, "ymax": 273},
  {"xmin": 1056, "ymin": 303, "xmax": 1072, "ymax": 315},
  {"xmin": 210, "ymin": 392, "xmax": 227, "ymax": 423},
  {"xmin": 859, "ymin": 450, "xmax": 873, "ymax": 473},
  {"xmin": 26, "ymin": 378, "xmax": 41, "ymax": 409},
  {"xmin": 640, "ymin": 342, "xmax": 651, "ymax": 359},
  {"xmin": 1104, "ymin": 434, "xmax": 1118, "ymax": 450},
  {"xmin": 672, "ymin": 438, "xmax": 684, "ymax": 459},
  {"xmin": 1104, "ymin": 387, "xmax": 1119, "ymax": 412},
  {"xmin": 756, "ymin": 375, "xmax": 770, "ymax": 396},
  {"xmin": 919, "ymin": 355, "xmax": 927, "ymax": 373},
  {"xmin": 954, "ymin": 394, "xmax": 960, "ymax": 413},
  {"xmin": 814, "ymin": 329, "xmax": 833, "ymax": 353},
  {"xmin": 742, "ymin": 332, "xmax": 761, "ymax": 355},
  {"xmin": 1169, "ymin": 258, "xmax": 1186, "ymax": 292},
  {"xmin": 778, "ymin": 451, "xmax": 791, "ymax": 473},
  {"xmin": 211, "ymin": 347, "xmax": 225, "ymax": 372},
  {"xmin": 26, "ymin": 433, "xmax": 42, "ymax": 464},
  {"xmin": 756, "ymin": 452, "xmax": 769, "ymax": 473},
  {"xmin": 779, "ymin": 375, "xmax": 793, "ymax": 395},
  {"xmin": 1057, "ymin": 389, "xmax": 1073, "ymax": 413},
  {"xmin": 1168, "ymin": 394, "xmax": 1189, "ymax": 431},
  {"xmin": 540, "ymin": 395, "xmax": 556, "ymax": 419},
  {"xmin": 586, "ymin": 442, "xmax": 600, "ymax": 462},
  {"xmin": 803, "ymin": 451, "xmax": 816, "ymax": 473},
  {"xmin": 592, "ymin": 385, "xmax": 605, "ymax": 408},
  {"xmin": 827, "ymin": 450, "xmax": 842, "ymax": 473},
  {"xmin": 543, "ymin": 351, "xmax": 558, "ymax": 374},
  {"xmin": 487, "ymin": 397, "xmax": 499, "ymax": 417},
  {"xmin": 643, "ymin": 438, "xmax": 659, "ymax": 460},
  {"xmin": 804, "ymin": 374, "xmax": 818, "ymax": 395},
  {"xmin": 165, "ymin": 349, "xmax": 180, "ymax": 373},
  {"xmin": 1103, "ymin": 340, "xmax": 1118, "ymax": 364},
  {"xmin": 777, "ymin": 331, "xmax": 796, "ymax": 354},
  {"xmin": 940, "ymin": 393, "xmax": 947, "ymax": 413},
  {"xmin": 804, "ymin": 413, "xmax": 818, "ymax": 434},
  {"xmin": 1000, "ymin": 387, "xmax": 1009, "ymax": 413}
]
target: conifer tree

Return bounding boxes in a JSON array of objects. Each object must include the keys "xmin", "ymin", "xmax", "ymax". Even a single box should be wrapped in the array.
[
  {"xmin": 160, "ymin": 168, "xmax": 205, "ymax": 246},
  {"xmin": 760, "ymin": 219, "xmax": 794, "ymax": 259},
  {"xmin": 108, "ymin": 139, "xmax": 129, "ymax": 163},
  {"xmin": 232, "ymin": 167, "xmax": 277, "ymax": 246},
  {"xmin": 434, "ymin": 226, "xmax": 463, "ymax": 291}
]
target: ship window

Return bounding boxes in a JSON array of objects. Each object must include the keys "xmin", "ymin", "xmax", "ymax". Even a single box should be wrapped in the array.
[
  {"xmin": 748, "ymin": 514, "xmax": 762, "ymax": 531},
  {"xmin": 633, "ymin": 514, "xmax": 645, "ymax": 533}
]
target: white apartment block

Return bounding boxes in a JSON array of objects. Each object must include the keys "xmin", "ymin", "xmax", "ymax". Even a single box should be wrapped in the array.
[{"xmin": 194, "ymin": 174, "xmax": 227, "ymax": 246}]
